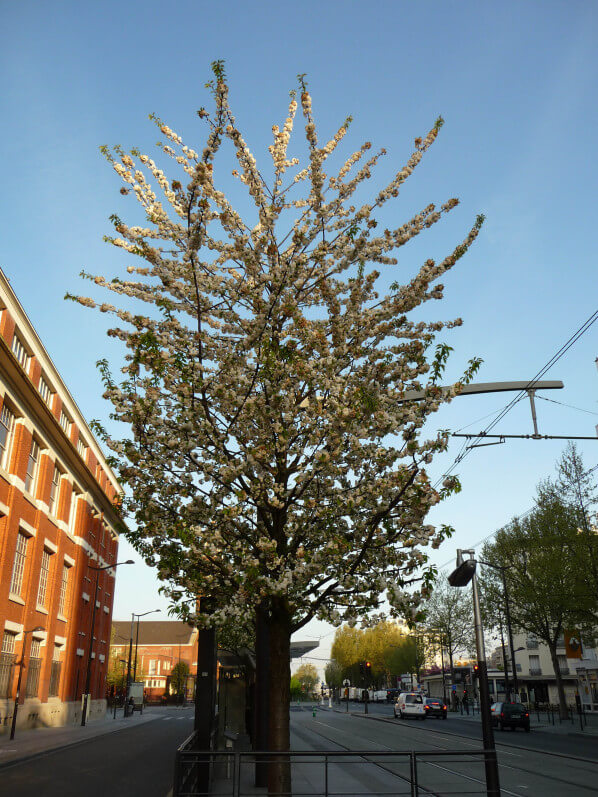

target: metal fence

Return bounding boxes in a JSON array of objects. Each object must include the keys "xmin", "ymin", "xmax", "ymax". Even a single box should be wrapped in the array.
[{"xmin": 173, "ymin": 743, "xmax": 494, "ymax": 797}]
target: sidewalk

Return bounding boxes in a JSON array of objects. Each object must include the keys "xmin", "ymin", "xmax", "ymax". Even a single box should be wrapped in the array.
[{"xmin": 0, "ymin": 704, "xmax": 165, "ymax": 768}]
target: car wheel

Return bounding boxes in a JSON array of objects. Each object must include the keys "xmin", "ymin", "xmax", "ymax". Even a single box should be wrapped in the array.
[
  {"xmin": 399, "ymin": 710, "xmax": 403, "ymax": 719},
  {"xmin": 499, "ymin": 721, "xmax": 504, "ymax": 731},
  {"xmin": 442, "ymin": 715, "xmax": 447, "ymax": 720},
  {"xmin": 525, "ymin": 725, "xmax": 530, "ymax": 733}
]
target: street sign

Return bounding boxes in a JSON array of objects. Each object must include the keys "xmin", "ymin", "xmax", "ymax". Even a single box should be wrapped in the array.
[{"xmin": 343, "ymin": 679, "xmax": 350, "ymax": 686}]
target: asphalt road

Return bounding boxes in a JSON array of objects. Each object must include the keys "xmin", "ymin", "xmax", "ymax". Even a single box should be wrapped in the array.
[
  {"xmin": 0, "ymin": 706, "xmax": 194, "ymax": 797},
  {"xmin": 290, "ymin": 704, "xmax": 598, "ymax": 796},
  {"xmin": 355, "ymin": 701, "xmax": 598, "ymax": 759}
]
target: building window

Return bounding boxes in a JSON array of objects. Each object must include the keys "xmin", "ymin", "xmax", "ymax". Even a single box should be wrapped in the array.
[
  {"xmin": 0, "ymin": 404, "xmax": 15, "ymax": 471},
  {"xmin": 11, "ymin": 334, "xmax": 29, "ymax": 370},
  {"xmin": 557, "ymin": 655, "xmax": 569, "ymax": 674},
  {"xmin": 59, "ymin": 410, "xmax": 71, "ymax": 435},
  {"xmin": 58, "ymin": 564, "xmax": 70, "ymax": 616},
  {"xmin": 37, "ymin": 549, "xmax": 52, "ymax": 607},
  {"xmin": 148, "ymin": 659, "xmax": 157, "ymax": 675},
  {"xmin": 9, "ymin": 532, "xmax": 28, "ymax": 597},
  {"xmin": 25, "ymin": 639, "xmax": 42, "ymax": 698},
  {"xmin": 24, "ymin": 438, "xmax": 40, "ymax": 494},
  {"xmin": 68, "ymin": 489, "xmax": 81, "ymax": 532},
  {"xmin": 38, "ymin": 376, "xmax": 53, "ymax": 408},
  {"xmin": 77, "ymin": 437, "xmax": 87, "ymax": 459},
  {"xmin": 0, "ymin": 632, "xmax": 16, "ymax": 698},
  {"xmin": 48, "ymin": 646, "xmax": 62, "ymax": 697},
  {"xmin": 48, "ymin": 463, "xmax": 62, "ymax": 515},
  {"xmin": 529, "ymin": 655, "xmax": 541, "ymax": 675}
]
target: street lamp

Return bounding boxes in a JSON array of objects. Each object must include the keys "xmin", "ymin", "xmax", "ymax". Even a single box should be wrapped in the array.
[
  {"xmin": 132, "ymin": 609, "xmax": 161, "ymax": 681},
  {"xmin": 10, "ymin": 626, "xmax": 44, "ymax": 740},
  {"xmin": 81, "ymin": 559, "xmax": 134, "ymax": 727},
  {"xmin": 449, "ymin": 549, "xmax": 500, "ymax": 797},
  {"xmin": 125, "ymin": 608, "xmax": 161, "ymax": 714}
]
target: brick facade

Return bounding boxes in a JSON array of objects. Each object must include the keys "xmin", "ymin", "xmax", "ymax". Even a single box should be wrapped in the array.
[
  {"xmin": 0, "ymin": 269, "xmax": 123, "ymax": 730},
  {"xmin": 109, "ymin": 621, "xmax": 197, "ymax": 701}
]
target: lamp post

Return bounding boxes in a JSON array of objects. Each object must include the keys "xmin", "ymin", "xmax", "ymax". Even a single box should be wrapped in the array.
[
  {"xmin": 132, "ymin": 609, "xmax": 161, "ymax": 682},
  {"xmin": 10, "ymin": 626, "xmax": 44, "ymax": 740},
  {"xmin": 449, "ymin": 549, "xmax": 500, "ymax": 797},
  {"xmin": 81, "ymin": 559, "xmax": 134, "ymax": 727}
]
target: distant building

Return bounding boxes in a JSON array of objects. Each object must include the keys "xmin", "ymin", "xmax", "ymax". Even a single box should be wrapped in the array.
[
  {"xmin": 0, "ymin": 269, "xmax": 122, "ymax": 731},
  {"xmin": 501, "ymin": 632, "xmax": 598, "ymax": 711},
  {"xmin": 110, "ymin": 620, "xmax": 197, "ymax": 701},
  {"xmin": 109, "ymin": 620, "xmax": 319, "ymax": 703}
]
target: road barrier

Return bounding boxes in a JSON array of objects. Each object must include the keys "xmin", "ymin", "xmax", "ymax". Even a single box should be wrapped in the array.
[{"xmin": 173, "ymin": 743, "xmax": 497, "ymax": 796}]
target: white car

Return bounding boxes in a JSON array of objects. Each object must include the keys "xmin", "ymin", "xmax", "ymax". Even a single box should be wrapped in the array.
[{"xmin": 394, "ymin": 692, "xmax": 426, "ymax": 719}]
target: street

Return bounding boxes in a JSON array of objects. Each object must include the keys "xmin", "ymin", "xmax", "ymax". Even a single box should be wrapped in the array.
[
  {"xmin": 2, "ymin": 703, "xmax": 597, "ymax": 796},
  {"xmin": 0, "ymin": 706, "xmax": 194, "ymax": 797}
]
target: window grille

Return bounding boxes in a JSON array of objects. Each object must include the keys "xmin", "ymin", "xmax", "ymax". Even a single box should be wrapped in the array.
[
  {"xmin": 11, "ymin": 334, "xmax": 28, "ymax": 369},
  {"xmin": 9, "ymin": 532, "xmax": 28, "ymax": 596},
  {"xmin": 0, "ymin": 404, "xmax": 15, "ymax": 470},
  {"xmin": 37, "ymin": 549, "xmax": 52, "ymax": 607},
  {"xmin": 48, "ymin": 464, "xmax": 62, "ymax": 515},
  {"xmin": 39, "ymin": 376, "xmax": 53, "ymax": 407},
  {"xmin": 26, "ymin": 639, "xmax": 42, "ymax": 698},
  {"xmin": 24, "ymin": 438, "xmax": 40, "ymax": 494},
  {"xmin": 1, "ymin": 632, "xmax": 16, "ymax": 654},
  {"xmin": 48, "ymin": 646, "xmax": 62, "ymax": 697},
  {"xmin": 58, "ymin": 564, "xmax": 70, "ymax": 616}
]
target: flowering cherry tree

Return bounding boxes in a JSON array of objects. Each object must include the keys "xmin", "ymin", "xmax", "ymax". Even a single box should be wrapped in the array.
[{"xmin": 71, "ymin": 63, "xmax": 482, "ymax": 791}]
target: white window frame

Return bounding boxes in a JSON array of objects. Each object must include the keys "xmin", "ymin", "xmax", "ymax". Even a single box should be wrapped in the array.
[
  {"xmin": 9, "ymin": 531, "xmax": 29, "ymax": 597},
  {"xmin": 60, "ymin": 410, "xmax": 72, "ymax": 435},
  {"xmin": 68, "ymin": 488, "xmax": 81, "ymax": 533},
  {"xmin": 48, "ymin": 463, "xmax": 62, "ymax": 515},
  {"xmin": 24, "ymin": 438, "xmax": 40, "ymax": 495},
  {"xmin": 0, "ymin": 403, "xmax": 15, "ymax": 471},
  {"xmin": 11, "ymin": 333, "xmax": 29, "ymax": 370},
  {"xmin": 37, "ymin": 549, "xmax": 52, "ymax": 607}
]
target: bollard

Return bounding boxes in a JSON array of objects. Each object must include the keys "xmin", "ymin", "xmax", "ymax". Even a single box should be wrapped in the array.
[{"xmin": 312, "ymin": 706, "xmax": 316, "ymax": 718}]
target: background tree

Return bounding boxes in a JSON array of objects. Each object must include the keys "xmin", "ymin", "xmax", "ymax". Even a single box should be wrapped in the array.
[
  {"xmin": 170, "ymin": 661, "xmax": 190, "ymax": 699},
  {"xmin": 421, "ymin": 577, "xmax": 474, "ymax": 682},
  {"xmin": 289, "ymin": 676, "xmax": 302, "ymax": 702},
  {"xmin": 324, "ymin": 659, "xmax": 343, "ymax": 692},
  {"xmin": 481, "ymin": 485, "xmax": 596, "ymax": 718},
  {"xmin": 556, "ymin": 443, "xmax": 598, "ymax": 614},
  {"xmin": 72, "ymin": 62, "xmax": 483, "ymax": 792},
  {"xmin": 292, "ymin": 663, "xmax": 319, "ymax": 697}
]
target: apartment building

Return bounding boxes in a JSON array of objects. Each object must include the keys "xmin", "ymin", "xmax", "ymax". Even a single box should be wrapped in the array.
[
  {"xmin": 0, "ymin": 269, "xmax": 123, "ymax": 730},
  {"xmin": 499, "ymin": 631, "xmax": 598, "ymax": 710}
]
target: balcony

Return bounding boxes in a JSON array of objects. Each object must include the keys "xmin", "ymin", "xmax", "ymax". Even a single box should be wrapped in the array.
[{"xmin": 529, "ymin": 667, "xmax": 542, "ymax": 676}]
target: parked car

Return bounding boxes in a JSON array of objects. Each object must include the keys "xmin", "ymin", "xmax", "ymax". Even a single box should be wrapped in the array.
[
  {"xmin": 394, "ymin": 692, "xmax": 426, "ymax": 719},
  {"xmin": 490, "ymin": 702, "xmax": 530, "ymax": 732},
  {"xmin": 386, "ymin": 688, "xmax": 399, "ymax": 703},
  {"xmin": 424, "ymin": 697, "xmax": 448, "ymax": 719}
]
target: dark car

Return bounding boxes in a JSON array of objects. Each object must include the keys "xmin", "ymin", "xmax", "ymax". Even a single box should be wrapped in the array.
[
  {"xmin": 490, "ymin": 701, "xmax": 530, "ymax": 732},
  {"xmin": 424, "ymin": 697, "xmax": 448, "ymax": 719}
]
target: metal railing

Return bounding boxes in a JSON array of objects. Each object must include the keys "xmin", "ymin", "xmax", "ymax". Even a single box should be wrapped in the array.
[{"xmin": 173, "ymin": 746, "xmax": 495, "ymax": 797}]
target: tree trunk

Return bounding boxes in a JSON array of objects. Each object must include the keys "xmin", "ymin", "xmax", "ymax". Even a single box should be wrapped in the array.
[
  {"xmin": 268, "ymin": 597, "xmax": 292, "ymax": 796},
  {"xmin": 548, "ymin": 643, "xmax": 568, "ymax": 720}
]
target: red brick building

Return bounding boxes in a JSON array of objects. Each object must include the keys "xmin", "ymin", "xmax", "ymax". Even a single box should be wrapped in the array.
[
  {"xmin": 110, "ymin": 621, "xmax": 196, "ymax": 701},
  {"xmin": 0, "ymin": 269, "xmax": 123, "ymax": 730}
]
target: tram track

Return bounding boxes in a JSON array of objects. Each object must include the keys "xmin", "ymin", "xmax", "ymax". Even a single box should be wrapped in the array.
[{"xmin": 294, "ymin": 709, "xmax": 598, "ymax": 795}]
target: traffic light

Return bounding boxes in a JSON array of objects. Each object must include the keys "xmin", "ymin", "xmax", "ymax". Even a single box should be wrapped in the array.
[
  {"xmin": 473, "ymin": 664, "xmax": 479, "ymax": 679},
  {"xmin": 365, "ymin": 661, "xmax": 372, "ymax": 674}
]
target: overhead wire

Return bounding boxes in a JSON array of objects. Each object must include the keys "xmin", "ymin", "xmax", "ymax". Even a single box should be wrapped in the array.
[{"xmin": 433, "ymin": 307, "xmax": 598, "ymax": 488}]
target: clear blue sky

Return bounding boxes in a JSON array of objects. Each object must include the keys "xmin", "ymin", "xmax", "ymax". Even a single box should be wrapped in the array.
[{"xmin": 1, "ymin": 1, "xmax": 597, "ymax": 671}]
